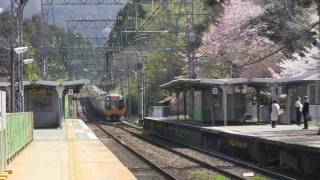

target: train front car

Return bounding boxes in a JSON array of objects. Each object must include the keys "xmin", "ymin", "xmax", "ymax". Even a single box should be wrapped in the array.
[{"xmin": 104, "ymin": 94, "xmax": 125, "ymax": 121}]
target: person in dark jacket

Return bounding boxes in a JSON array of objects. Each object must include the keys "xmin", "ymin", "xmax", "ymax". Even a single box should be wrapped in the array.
[{"xmin": 302, "ymin": 96, "xmax": 310, "ymax": 129}]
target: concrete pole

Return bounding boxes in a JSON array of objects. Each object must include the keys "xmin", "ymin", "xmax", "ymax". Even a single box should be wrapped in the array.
[
  {"xmin": 56, "ymin": 86, "xmax": 65, "ymax": 128},
  {"xmin": 176, "ymin": 90, "xmax": 180, "ymax": 121},
  {"xmin": 221, "ymin": 85, "xmax": 228, "ymax": 126},
  {"xmin": 211, "ymin": 88, "xmax": 215, "ymax": 126},
  {"xmin": 127, "ymin": 61, "xmax": 131, "ymax": 120}
]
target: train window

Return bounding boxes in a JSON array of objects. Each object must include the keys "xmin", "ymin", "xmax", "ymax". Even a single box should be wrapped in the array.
[
  {"xmin": 118, "ymin": 97, "xmax": 125, "ymax": 108},
  {"xmin": 111, "ymin": 100, "xmax": 117, "ymax": 108},
  {"xmin": 105, "ymin": 97, "xmax": 111, "ymax": 109}
]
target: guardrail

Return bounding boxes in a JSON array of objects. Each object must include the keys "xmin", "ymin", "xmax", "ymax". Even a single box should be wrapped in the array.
[{"xmin": 6, "ymin": 112, "xmax": 34, "ymax": 161}]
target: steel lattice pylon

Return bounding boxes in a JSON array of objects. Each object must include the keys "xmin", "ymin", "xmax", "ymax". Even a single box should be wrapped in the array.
[{"xmin": 40, "ymin": 0, "xmax": 126, "ymax": 81}]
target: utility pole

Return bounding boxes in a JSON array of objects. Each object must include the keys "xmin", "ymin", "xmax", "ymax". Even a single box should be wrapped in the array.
[
  {"xmin": 127, "ymin": 59, "xmax": 131, "ymax": 120},
  {"xmin": 138, "ymin": 53, "xmax": 144, "ymax": 124},
  {"xmin": 10, "ymin": 47, "xmax": 15, "ymax": 113}
]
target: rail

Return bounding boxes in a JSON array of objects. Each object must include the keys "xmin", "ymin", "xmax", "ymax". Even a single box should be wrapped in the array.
[{"xmin": 93, "ymin": 122, "xmax": 177, "ymax": 180}]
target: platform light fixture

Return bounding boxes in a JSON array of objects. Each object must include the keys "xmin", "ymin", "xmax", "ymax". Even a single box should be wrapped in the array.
[
  {"xmin": 23, "ymin": 59, "xmax": 34, "ymax": 64},
  {"xmin": 14, "ymin": 47, "xmax": 28, "ymax": 54}
]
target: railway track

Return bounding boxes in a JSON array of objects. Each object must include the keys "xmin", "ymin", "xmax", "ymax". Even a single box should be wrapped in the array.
[
  {"xmin": 93, "ymin": 121, "xmax": 268, "ymax": 180},
  {"xmin": 93, "ymin": 121, "xmax": 178, "ymax": 180},
  {"xmin": 79, "ymin": 98, "xmax": 171, "ymax": 179},
  {"xmin": 111, "ymin": 121, "xmax": 297, "ymax": 180},
  {"xmin": 79, "ymin": 97, "xmax": 295, "ymax": 180}
]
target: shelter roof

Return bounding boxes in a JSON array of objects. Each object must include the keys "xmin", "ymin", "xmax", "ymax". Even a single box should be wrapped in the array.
[
  {"xmin": 278, "ymin": 72, "xmax": 320, "ymax": 83},
  {"xmin": 21, "ymin": 79, "xmax": 88, "ymax": 88},
  {"xmin": 61, "ymin": 79, "xmax": 89, "ymax": 87},
  {"xmin": 23, "ymin": 80, "xmax": 61, "ymax": 87},
  {"xmin": 160, "ymin": 78, "xmax": 278, "ymax": 89}
]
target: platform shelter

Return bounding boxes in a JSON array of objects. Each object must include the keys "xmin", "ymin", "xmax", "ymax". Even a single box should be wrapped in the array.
[
  {"xmin": 279, "ymin": 72, "xmax": 320, "ymax": 124},
  {"xmin": 159, "ymin": 72, "xmax": 320, "ymax": 126},
  {"xmin": 0, "ymin": 80, "xmax": 88, "ymax": 128},
  {"xmin": 160, "ymin": 78, "xmax": 277, "ymax": 125}
]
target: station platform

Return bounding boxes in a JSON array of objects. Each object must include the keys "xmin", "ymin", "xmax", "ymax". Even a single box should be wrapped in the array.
[
  {"xmin": 7, "ymin": 119, "xmax": 136, "ymax": 180},
  {"xmin": 144, "ymin": 117, "xmax": 320, "ymax": 177},
  {"xmin": 203, "ymin": 124, "xmax": 320, "ymax": 153}
]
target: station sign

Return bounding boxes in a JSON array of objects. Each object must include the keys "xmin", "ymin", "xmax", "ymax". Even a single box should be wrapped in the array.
[
  {"xmin": 68, "ymin": 89, "xmax": 74, "ymax": 96},
  {"xmin": 212, "ymin": 88, "xmax": 218, "ymax": 94}
]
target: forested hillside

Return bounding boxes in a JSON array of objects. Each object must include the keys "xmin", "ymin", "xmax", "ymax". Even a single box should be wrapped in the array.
[
  {"xmin": 0, "ymin": 11, "xmax": 90, "ymax": 81},
  {"xmin": 107, "ymin": 0, "xmax": 225, "ymax": 111},
  {"xmin": 107, "ymin": 0, "xmax": 319, "ymax": 112}
]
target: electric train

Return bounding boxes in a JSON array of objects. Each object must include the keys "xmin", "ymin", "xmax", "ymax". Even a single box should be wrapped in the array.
[{"xmin": 87, "ymin": 85, "xmax": 125, "ymax": 121}]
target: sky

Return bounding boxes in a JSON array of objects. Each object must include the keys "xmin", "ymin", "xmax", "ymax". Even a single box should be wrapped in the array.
[{"xmin": 0, "ymin": 0, "xmax": 126, "ymax": 45}]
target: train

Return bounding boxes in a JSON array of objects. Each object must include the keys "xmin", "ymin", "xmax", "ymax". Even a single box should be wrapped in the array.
[{"xmin": 87, "ymin": 85, "xmax": 125, "ymax": 121}]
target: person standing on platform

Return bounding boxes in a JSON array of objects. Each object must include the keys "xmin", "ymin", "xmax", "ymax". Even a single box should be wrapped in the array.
[
  {"xmin": 302, "ymin": 96, "xmax": 310, "ymax": 129},
  {"xmin": 294, "ymin": 97, "xmax": 303, "ymax": 125},
  {"xmin": 271, "ymin": 100, "xmax": 280, "ymax": 128}
]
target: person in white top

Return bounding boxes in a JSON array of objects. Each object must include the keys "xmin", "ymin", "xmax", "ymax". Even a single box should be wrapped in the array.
[
  {"xmin": 294, "ymin": 97, "xmax": 303, "ymax": 125},
  {"xmin": 271, "ymin": 100, "xmax": 280, "ymax": 128}
]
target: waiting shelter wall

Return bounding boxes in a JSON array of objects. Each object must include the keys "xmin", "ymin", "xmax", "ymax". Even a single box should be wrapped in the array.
[{"xmin": 25, "ymin": 88, "xmax": 59, "ymax": 128}]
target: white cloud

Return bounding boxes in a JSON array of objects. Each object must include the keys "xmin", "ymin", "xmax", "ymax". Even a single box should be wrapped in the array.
[{"xmin": 0, "ymin": 8, "xmax": 3, "ymax": 14}]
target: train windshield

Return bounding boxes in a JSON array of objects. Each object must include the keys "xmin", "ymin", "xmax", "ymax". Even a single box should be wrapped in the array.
[
  {"xmin": 111, "ymin": 100, "xmax": 117, "ymax": 108},
  {"xmin": 118, "ymin": 97, "xmax": 124, "ymax": 108}
]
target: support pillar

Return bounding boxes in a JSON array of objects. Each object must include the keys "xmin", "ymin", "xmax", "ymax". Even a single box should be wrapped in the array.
[
  {"xmin": 284, "ymin": 87, "xmax": 292, "ymax": 124},
  {"xmin": 183, "ymin": 90, "xmax": 187, "ymax": 121},
  {"xmin": 56, "ymin": 86, "xmax": 65, "ymax": 128},
  {"xmin": 211, "ymin": 88, "xmax": 215, "ymax": 126},
  {"xmin": 191, "ymin": 90, "xmax": 194, "ymax": 121},
  {"xmin": 176, "ymin": 90, "xmax": 180, "ymax": 121},
  {"xmin": 270, "ymin": 84, "xmax": 279, "ymax": 101},
  {"xmin": 221, "ymin": 85, "xmax": 228, "ymax": 126}
]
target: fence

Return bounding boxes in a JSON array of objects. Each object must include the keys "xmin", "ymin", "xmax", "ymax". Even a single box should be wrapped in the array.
[
  {"xmin": 6, "ymin": 112, "xmax": 34, "ymax": 160},
  {"xmin": 150, "ymin": 106, "xmax": 192, "ymax": 120},
  {"xmin": 0, "ymin": 89, "xmax": 34, "ymax": 173}
]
